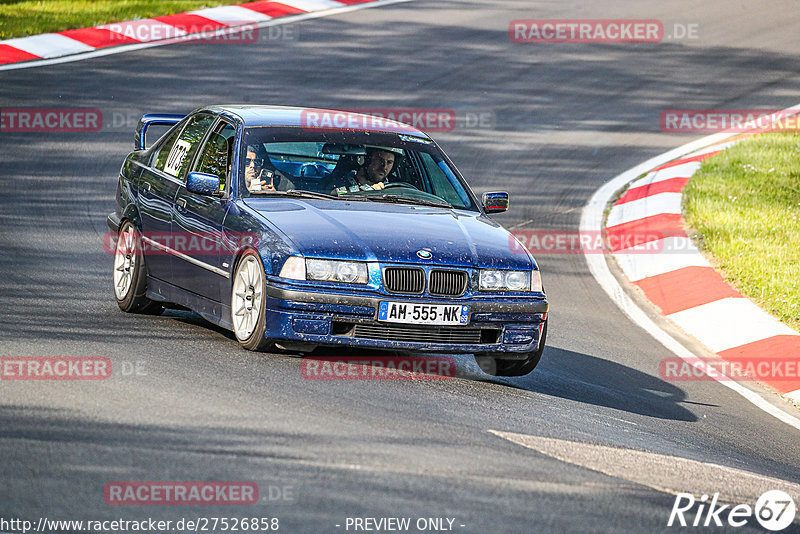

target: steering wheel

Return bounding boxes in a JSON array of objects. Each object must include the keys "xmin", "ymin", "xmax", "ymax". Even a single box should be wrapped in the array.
[
  {"xmin": 300, "ymin": 163, "xmax": 319, "ymax": 177},
  {"xmin": 382, "ymin": 182, "xmax": 420, "ymax": 191}
]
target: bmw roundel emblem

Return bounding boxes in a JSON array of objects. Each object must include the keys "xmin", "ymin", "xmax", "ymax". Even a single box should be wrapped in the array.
[{"xmin": 417, "ymin": 249, "xmax": 432, "ymax": 259}]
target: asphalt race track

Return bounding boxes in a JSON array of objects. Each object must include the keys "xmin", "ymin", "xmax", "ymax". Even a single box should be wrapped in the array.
[{"xmin": 2, "ymin": 1, "xmax": 800, "ymax": 532}]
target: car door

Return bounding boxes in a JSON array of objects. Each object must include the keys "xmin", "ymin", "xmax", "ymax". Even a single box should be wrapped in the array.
[
  {"xmin": 139, "ymin": 113, "xmax": 216, "ymax": 282},
  {"xmin": 137, "ymin": 122, "xmax": 186, "ymax": 281},
  {"xmin": 171, "ymin": 119, "xmax": 236, "ymax": 302}
]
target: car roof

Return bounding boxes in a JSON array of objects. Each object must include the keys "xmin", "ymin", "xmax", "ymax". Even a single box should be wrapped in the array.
[{"xmin": 207, "ymin": 105, "xmax": 432, "ymax": 139}]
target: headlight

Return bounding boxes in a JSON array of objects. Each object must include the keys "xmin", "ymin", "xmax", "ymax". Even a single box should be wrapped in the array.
[
  {"xmin": 479, "ymin": 270, "xmax": 537, "ymax": 292},
  {"xmin": 279, "ymin": 256, "xmax": 368, "ymax": 284},
  {"xmin": 306, "ymin": 258, "xmax": 368, "ymax": 284},
  {"xmin": 479, "ymin": 270, "xmax": 504, "ymax": 290},
  {"xmin": 505, "ymin": 271, "xmax": 529, "ymax": 291},
  {"xmin": 307, "ymin": 258, "xmax": 332, "ymax": 281},
  {"xmin": 336, "ymin": 262, "xmax": 362, "ymax": 283}
]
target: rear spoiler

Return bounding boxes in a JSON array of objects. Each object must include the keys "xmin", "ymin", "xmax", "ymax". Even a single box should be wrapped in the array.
[{"xmin": 135, "ymin": 113, "xmax": 186, "ymax": 150}]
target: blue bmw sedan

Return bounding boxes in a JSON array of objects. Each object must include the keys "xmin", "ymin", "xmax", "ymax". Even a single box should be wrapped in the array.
[{"xmin": 108, "ymin": 105, "xmax": 548, "ymax": 376}]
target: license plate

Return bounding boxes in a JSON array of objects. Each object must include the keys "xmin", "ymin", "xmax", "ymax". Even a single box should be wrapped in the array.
[{"xmin": 377, "ymin": 302, "xmax": 470, "ymax": 325}]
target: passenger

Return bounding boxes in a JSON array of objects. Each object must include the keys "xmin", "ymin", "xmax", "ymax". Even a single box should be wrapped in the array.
[{"xmin": 244, "ymin": 144, "xmax": 294, "ymax": 193}]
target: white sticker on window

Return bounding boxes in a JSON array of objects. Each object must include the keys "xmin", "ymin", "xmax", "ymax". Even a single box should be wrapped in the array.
[{"xmin": 164, "ymin": 139, "xmax": 191, "ymax": 177}]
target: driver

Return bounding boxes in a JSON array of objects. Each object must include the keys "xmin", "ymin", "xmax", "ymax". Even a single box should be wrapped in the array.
[{"xmin": 330, "ymin": 147, "xmax": 397, "ymax": 195}]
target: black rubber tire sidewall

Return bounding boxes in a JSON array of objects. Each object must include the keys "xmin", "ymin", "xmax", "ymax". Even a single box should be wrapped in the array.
[{"xmin": 115, "ymin": 221, "xmax": 160, "ymax": 314}]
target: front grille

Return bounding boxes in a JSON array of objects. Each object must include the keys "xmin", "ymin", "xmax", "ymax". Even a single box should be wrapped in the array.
[
  {"xmin": 429, "ymin": 269, "xmax": 468, "ymax": 297},
  {"xmin": 383, "ymin": 267, "xmax": 425, "ymax": 294},
  {"xmin": 349, "ymin": 323, "xmax": 498, "ymax": 344}
]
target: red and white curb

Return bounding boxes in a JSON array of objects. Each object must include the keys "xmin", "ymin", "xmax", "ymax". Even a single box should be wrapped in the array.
[
  {"xmin": 0, "ymin": 0, "xmax": 405, "ymax": 70},
  {"xmin": 607, "ymin": 139, "xmax": 800, "ymax": 404},
  {"xmin": 582, "ymin": 104, "xmax": 800, "ymax": 431}
]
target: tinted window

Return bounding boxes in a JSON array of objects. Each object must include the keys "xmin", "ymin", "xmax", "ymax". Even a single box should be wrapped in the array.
[
  {"xmin": 157, "ymin": 113, "xmax": 215, "ymax": 180},
  {"xmin": 194, "ymin": 121, "xmax": 235, "ymax": 192},
  {"xmin": 152, "ymin": 126, "xmax": 182, "ymax": 172}
]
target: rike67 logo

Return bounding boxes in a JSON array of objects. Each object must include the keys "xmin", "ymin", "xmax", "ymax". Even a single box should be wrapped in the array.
[{"xmin": 668, "ymin": 490, "xmax": 796, "ymax": 531}]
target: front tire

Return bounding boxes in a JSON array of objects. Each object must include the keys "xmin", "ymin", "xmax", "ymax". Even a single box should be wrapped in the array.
[
  {"xmin": 475, "ymin": 321, "xmax": 547, "ymax": 377},
  {"xmin": 231, "ymin": 250, "xmax": 272, "ymax": 351},
  {"xmin": 113, "ymin": 221, "xmax": 163, "ymax": 314}
]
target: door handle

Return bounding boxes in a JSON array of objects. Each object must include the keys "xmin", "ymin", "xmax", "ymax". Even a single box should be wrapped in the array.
[
  {"xmin": 142, "ymin": 182, "xmax": 151, "ymax": 192},
  {"xmin": 176, "ymin": 198, "xmax": 187, "ymax": 209}
]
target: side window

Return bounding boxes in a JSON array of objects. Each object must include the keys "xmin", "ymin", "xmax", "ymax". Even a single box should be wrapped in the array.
[
  {"xmin": 152, "ymin": 126, "xmax": 183, "ymax": 172},
  {"xmin": 194, "ymin": 122, "xmax": 235, "ymax": 192},
  {"xmin": 418, "ymin": 152, "xmax": 472, "ymax": 208},
  {"xmin": 156, "ymin": 113, "xmax": 215, "ymax": 180}
]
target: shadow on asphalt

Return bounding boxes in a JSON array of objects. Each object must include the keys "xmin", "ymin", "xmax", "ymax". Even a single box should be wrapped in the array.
[
  {"xmin": 491, "ymin": 345, "xmax": 703, "ymax": 422},
  {"xmin": 300, "ymin": 343, "xmax": 701, "ymax": 422}
]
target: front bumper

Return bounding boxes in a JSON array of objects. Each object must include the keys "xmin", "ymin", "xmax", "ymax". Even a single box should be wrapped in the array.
[
  {"xmin": 262, "ymin": 283, "xmax": 548, "ymax": 359},
  {"xmin": 107, "ymin": 212, "xmax": 122, "ymax": 233}
]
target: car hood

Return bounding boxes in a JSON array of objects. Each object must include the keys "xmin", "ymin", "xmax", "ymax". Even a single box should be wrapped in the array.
[{"xmin": 244, "ymin": 198, "xmax": 534, "ymax": 269}]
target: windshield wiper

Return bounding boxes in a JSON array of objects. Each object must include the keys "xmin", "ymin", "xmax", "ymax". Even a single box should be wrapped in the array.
[
  {"xmin": 250, "ymin": 190, "xmax": 337, "ymax": 200},
  {"xmin": 285, "ymin": 189, "xmax": 337, "ymax": 200},
  {"xmin": 353, "ymin": 194, "xmax": 453, "ymax": 209}
]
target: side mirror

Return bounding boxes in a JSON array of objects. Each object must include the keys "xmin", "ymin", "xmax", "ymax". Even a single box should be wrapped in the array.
[
  {"xmin": 482, "ymin": 191, "xmax": 509, "ymax": 213},
  {"xmin": 187, "ymin": 172, "xmax": 222, "ymax": 197}
]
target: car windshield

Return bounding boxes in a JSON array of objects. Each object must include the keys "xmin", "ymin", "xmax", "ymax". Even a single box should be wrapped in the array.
[{"xmin": 240, "ymin": 128, "xmax": 478, "ymax": 211}]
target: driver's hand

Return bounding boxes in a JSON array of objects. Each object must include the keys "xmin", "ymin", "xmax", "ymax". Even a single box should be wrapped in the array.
[
  {"xmin": 248, "ymin": 179, "xmax": 265, "ymax": 192},
  {"xmin": 248, "ymin": 179, "xmax": 277, "ymax": 193},
  {"xmin": 248, "ymin": 170, "xmax": 276, "ymax": 193}
]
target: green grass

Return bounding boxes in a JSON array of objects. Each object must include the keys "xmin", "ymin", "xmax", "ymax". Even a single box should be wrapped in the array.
[
  {"xmin": 0, "ymin": 0, "xmax": 245, "ymax": 39},
  {"xmin": 683, "ymin": 133, "xmax": 800, "ymax": 332}
]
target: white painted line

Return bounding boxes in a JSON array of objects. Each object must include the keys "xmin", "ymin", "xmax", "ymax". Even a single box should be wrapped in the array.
[
  {"xmin": 786, "ymin": 389, "xmax": 800, "ymax": 403},
  {"xmin": 190, "ymin": 5, "xmax": 273, "ymax": 24},
  {"xmin": 667, "ymin": 298, "xmax": 800, "ymax": 353},
  {"xmin": 580, "ymin": 119, "xmax": 800, "ymax": 431},
  {"xmin": 490, "ymin": 430, "xmax": 800, "ymax": 501},
  {"xmin": 606, "ymin": 192, "xmax": 682, "ymax": 228},
  {"xmin": 279, "ymin": 0, "xmax": 346, "ymax": 10},
  {"xmin": 2, "ymin": 33, "xmax": 94, "ymax": 58},
  {"xmin": 0, "ymin": 0, "xmax": 414, "ymax": 72},
  {"xmin": 613, "ymin": 237, "xmax": 710, "ymax": 282}
]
